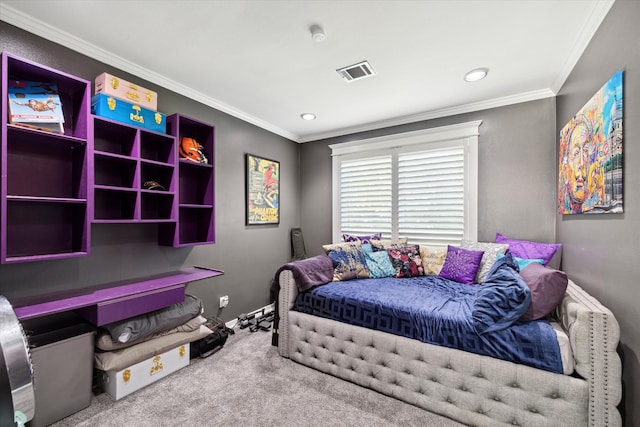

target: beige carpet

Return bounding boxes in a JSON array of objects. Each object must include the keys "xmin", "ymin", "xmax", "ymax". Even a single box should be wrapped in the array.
[{"xmin": 50, "ymin": 326, "xmax": 465, "ymax": 426}]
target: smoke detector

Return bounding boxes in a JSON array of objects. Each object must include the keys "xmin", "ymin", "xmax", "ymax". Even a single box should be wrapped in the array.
[{"xmin": 336, "ymin": 60, "xmax": 376, "ymax": 82}]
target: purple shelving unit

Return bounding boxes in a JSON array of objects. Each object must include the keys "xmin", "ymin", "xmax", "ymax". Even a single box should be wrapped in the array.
[
  {"xmin": 160, "ymin": 114, "xmax": 215, "ymax": 247},
  {"xmin": 1, "ymin": 52, "xmax": 92, "ymax": 263},
  {"xmin": 91, "ymin": 115, "xmax": 176, "ymax": 223}
]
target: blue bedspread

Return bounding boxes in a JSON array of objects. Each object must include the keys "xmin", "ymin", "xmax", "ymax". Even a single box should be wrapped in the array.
[{"xmin": 293, "ymin": 276, "xmax": 564, "ymax": 374}]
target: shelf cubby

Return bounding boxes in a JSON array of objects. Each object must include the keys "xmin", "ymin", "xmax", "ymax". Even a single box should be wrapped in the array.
[
  {"xmin": 141, "ymin": 161, "xmax": 174, "ymax": 192},
  {"xmin": 141, "ymin": 192, "xmax": 174, "ymax": 221},
  {"xmin": 140, "ymin": 131, "xmax": 175, "ymax": 165},
  {"xmin": 94, "ymin": 154, "xmax": 137, "ymax": 189},
  {"xmin": 179, "ymin": 161, "xmax": 214, "ymax": 206},
  {"xmin": 6, "ymin": 130, "xmax": 87, "ymax": 199},
  {"xmin": 93, "ymin": 117, "xmax": 137, "ymax": 157},
  {"xmin": 93, "ymin": 188, "xmax": 137, "ymax": 222},
  {"xmin": 6, "ymin": 199, "xmax": 88, "ymax": 262},
  {"xmin": 177, "ymin": 207, "xmax": 214, "ymax": 246},
  {"xmin": 1, "ymin": 52, "xmax": 91, "ymax": 263}
]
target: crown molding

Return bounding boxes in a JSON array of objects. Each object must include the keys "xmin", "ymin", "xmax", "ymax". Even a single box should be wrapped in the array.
[
  {"xmin": 0, "ymin": 5, "xmax": 300, "ymax": 142},
  {"xmin": 298, "ymin": 88, "xmax": 555, "ymax": 143},
  {"xmin": 550, "ymin": 0, "xmax": 615, "ymax": 93}
]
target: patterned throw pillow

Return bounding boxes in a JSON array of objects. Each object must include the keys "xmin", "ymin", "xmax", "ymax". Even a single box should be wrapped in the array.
[
  {"xmin": 322, "ymin": 241, "xmax": 370, "ymax": 281},
  {"xmin": 386, "ymin": 244, "xmax": 425, "ymax": 278},
  {"xmin": 420, "ymin": 246, "xmax": 447, "ymax": 275},
  {"xmin": 495, "ymin": 233, "xmax": 561, "ymax": 267},
  {"xmin": 438, "ymin": 245, "xmax": 485, "ymax": 285},
  {"xmin": 370, "ymin": 237, "xmax": 409, "ymax": 251},
  {"xmin": 460, "ymin": 240, "xmax": 509, "ymax": 283},
  {"xmin": 361, "ymin": 244, "xmax": 396, "ymax": 278},
  {"xmin": 342, "ymin": 233, "xmax": 382, "ymax": 244}
]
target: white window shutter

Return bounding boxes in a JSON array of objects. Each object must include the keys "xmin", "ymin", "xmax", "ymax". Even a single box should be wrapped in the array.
[
  {"xmin": 398, "ymin": 147, "xmax": 464, "ymax": 246},
  {"xmin": 339, "ymin": 155, "xmax": 392, "ymax": 238}
]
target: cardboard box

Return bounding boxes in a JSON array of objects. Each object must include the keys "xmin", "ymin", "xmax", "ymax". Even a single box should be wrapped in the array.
[
  {"xmin": 92, "ymin": 93, "xmax": 166, "ymax": 133},
  {"xmin": 98, "ymin": 344, "xmax": 190, "ymax": 400},
  {"xmin": 95, "ymin": 72, "xmax": 158, "ymax": 111}
]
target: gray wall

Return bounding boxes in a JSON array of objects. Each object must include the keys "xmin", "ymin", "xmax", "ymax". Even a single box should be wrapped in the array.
[
  {"xmin": 556, "ymin": 1, "xmax": 638, "ymax": 425},
  {"xmin": 300, "ymin": 97, "xmax": 558, "ymax": 256},
  {"xmin": 0, "ymin": 22, "xmax": 301, "ymax": 320}
]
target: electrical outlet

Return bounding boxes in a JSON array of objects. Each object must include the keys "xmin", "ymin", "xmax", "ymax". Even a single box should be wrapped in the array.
[{"xmin": 219, "ymin": 295, "xmax": 229, "ymax": 308}]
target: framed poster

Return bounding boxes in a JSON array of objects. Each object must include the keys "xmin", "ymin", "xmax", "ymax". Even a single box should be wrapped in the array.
[
  {"xmin": 246, "ymin": 153, "xmax": 280, "ymax": 225},
  {"xmin": 558, "ymin": 70, "xmax": 623, "ymax": 214}
]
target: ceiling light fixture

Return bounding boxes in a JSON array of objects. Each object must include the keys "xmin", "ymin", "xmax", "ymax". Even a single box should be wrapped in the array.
[
  {"xmin": 310, "ymin": 24, "xmax": 326, "ymax": 42},
  {"xmin": 301, "ymin": 113, "xmax": 316, "ymax": 121},
  {"xmin": 464, "ymin": 68, "xmax": 488, "ymax": 82}
]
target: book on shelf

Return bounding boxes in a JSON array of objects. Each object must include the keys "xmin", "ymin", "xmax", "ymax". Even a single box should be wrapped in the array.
[{"xmin": 8, "ymin": 80, "xmax": 65, "ymax": 133}]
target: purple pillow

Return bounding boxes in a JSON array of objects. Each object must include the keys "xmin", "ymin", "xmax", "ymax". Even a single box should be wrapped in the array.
[
  {"xmin": 438, "ymin": 245, "xmax": 484, "ymax": 285},
  {"xmin": 495, "ymin": 233, "xmax": 561, "ymax": 266},
  {"xmin": 519, "ymin": 262, "xmax": 568, "ymax": 321},
  {"xmin": 342, "ymin": 233, "xmax": 382, "ymax": 245}
]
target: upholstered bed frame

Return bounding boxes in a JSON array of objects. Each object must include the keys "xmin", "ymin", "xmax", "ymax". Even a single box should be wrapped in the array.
[{"xmin": 277, "ymin": 270, "xmax": 622, "ymax": 426}]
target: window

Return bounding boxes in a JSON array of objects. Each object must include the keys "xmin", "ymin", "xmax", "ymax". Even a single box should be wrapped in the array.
[{"xmin": 330, "ymin": 121, "xmax": 481, "ymax": 247}]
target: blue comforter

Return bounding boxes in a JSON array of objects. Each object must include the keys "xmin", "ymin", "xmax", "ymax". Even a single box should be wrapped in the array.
[{"xmin": 293, "ymin": 275, "xmax": 563, "ymax": 374}]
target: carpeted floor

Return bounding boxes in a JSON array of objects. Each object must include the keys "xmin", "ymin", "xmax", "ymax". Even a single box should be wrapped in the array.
[{"xmin": 51, "ymin": 326, "xmax": 465, "ymax": 426}]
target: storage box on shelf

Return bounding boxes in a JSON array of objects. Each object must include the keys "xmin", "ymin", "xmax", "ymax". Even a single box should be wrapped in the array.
[
  {"xmin": 91, "ymin": 93, "xmax": 166, "ymax": 133},
  {"xmin": 160, "ymin": 114, "xmax": 215, "ymax": 247},
  {"xmin": 94, "ymin": 72, "xmax": 158, "ymax": 111},
  {"xmin": 0, "ymin": 52, "xmax": 91, "ymax": 263},
  {"xmin": 92, "ymin": 115, "xmax": 177, "ymax": 223}
]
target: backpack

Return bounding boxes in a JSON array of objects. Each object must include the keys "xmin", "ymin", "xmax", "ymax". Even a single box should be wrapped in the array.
[{"xmin": 189, "ymin": 317, "xmax": 233, "ymax": 359}]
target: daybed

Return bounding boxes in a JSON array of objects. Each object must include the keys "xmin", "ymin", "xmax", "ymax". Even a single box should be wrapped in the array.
[{"xmin": 273, "ymin": 240, "xmax": 622, "ymax": 427}]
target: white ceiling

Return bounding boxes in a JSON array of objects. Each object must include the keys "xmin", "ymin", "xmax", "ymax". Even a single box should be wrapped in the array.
[{"xmin": 0, "ymin": 0, "xmax": 614, "ymax": 143}]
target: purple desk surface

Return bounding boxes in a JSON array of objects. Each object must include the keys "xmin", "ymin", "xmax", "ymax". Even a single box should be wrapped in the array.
[{"xmin": 13, "ymin": 267, "xmax": 223, "ymax": 321}]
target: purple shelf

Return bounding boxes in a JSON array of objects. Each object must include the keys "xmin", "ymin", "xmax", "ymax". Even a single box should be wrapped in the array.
[
  {"xmin": 160, "ymin": 114, "xmax": 215, "ymax": 247},
  {"xmin": 13, "ymin": 267, "xmax": 223, "ymax": 325},
  {"xmin": 1, "ymin": 52, "xmax": 91, "ymax": 263}
]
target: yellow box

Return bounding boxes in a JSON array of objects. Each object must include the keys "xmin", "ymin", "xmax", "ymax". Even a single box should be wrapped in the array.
[{"xmin": 95, "ymin": 72, "xmax": 158, "ymax": 111}]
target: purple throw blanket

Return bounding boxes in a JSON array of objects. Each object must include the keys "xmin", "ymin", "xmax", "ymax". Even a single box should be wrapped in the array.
[
  {"xmin": 271, "ymin": 255, "xmax": 334, "ymax": 347},
  {"xmin": 274, "ymin": 255, "xmax": 334, "ymax": 292}
]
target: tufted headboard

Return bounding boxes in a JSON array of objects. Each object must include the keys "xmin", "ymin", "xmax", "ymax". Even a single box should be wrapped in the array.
[{"xmin": 556, "ymin": 280, "xmax": 622, "ymax": 426}]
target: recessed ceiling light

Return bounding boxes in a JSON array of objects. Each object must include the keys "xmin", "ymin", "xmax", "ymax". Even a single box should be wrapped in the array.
[
  {"xmin": 301, "ymin": 113, "xmax": 316, "ymax": 120},
  {"xmin": 464, "ymin": 68, "xmax": 488, "ymax": 82}
]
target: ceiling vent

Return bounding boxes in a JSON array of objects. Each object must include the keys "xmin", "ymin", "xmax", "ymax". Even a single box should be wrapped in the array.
[{"xmin": 336, "ymin": 60, "xmax": 376, "ymax": 82}]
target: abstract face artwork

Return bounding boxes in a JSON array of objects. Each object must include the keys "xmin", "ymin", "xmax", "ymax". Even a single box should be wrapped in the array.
[{"xmin": 558, "ymin": 71, "xmax": 623, "ymax": 214}]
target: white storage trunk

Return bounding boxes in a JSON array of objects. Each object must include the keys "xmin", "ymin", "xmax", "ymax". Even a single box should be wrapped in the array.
[{"xmin": 99, "ymin": 344, "xmax": 190, "ymax": 400}]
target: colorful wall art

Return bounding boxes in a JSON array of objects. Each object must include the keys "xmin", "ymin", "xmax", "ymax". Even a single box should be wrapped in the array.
[
  {"xmin": 558, "ymin": 70, "xmax": 623, "ymax": 214},
  {"xmin": 246, "ymin": 153, "xmax": 280, "ymax": 225}
]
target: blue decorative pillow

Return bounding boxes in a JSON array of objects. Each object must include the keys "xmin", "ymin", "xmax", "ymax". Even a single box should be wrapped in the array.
[
  {"xmin": 438, "ymin": 245, "xmax": 484, "ymax": 285},
  {"xmin": 322, "ymin": 242, "xmax": 370, "ymax": 281},
  {"xmin": 362, "ymin": 244, "xmax": 396, "ymax": 278},
  {"xmin": 496, "ymin": 253, "xmax": 544, "ymax": 271},
  {"xmin": 471, "ymin": 253, "xmax": 532, "ymax": 334}
]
